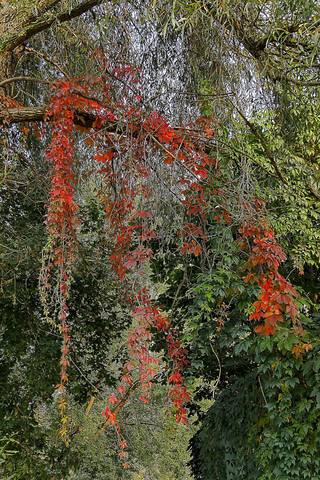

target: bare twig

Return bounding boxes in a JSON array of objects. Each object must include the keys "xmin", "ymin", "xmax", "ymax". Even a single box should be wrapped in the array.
[{"xmin": 25, "ymin": 46, "xmax": 69, "ymax": 78}]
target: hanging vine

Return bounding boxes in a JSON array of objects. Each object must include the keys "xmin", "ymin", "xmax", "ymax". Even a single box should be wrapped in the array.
[{"xmin": 39, "ymin": 70, "xmax": 301, "ymax": 459}]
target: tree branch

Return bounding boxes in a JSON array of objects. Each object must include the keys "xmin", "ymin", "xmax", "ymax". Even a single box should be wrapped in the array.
[
  {"xmin": 0, "ymin": 105, "xmax": 98, "ymax": 128},
  {"xmin": 1, "ymin": 0, "xmax": 104, "ymax": 53},
  {"xmin": 25, "ymin": 46, "xmax": 69, "ymax": 78},
  {"xmin": 0, "ymin": 77, "xmax": 50, "ymax": 88},
  {"xmin": 233, "ymin": 104, "xmax": 288, "ymax": 184},
  {"xmin": 0, "ymin": 106, "xmax": 46, "ymax": 123},
  {"xmin": 271, "ymin": 75, "xmax": 320, "ymax": 87},
  {"xmin": 201, "ymin": 3, "xmax": 320, "ymax": 76}
]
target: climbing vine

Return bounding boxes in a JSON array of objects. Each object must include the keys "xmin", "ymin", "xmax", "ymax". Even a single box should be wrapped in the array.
[
  {"xmin": 240, "ymin": 218, "xmax": 299, "ymax": 335},
  {"xmin": 40, "ymin": 70, "xmax": 302, "ymax": 461},
  {"xmin": 40, "ymin": 74, "xmax": 213, "ymax": 452}
]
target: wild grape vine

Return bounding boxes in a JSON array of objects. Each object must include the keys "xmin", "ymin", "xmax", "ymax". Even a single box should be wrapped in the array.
[{"xmin": 40, "ymin": 68, "xmax": 300, "ymax": 457}]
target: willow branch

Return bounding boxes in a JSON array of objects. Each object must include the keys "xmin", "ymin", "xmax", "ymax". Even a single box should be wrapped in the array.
[
  {"xmin": 233, "ymin": 105, "xmax": 288, "ymax": 184},
  {"xmin": 271, "ymin": 75, "xmax": 320, "ymax": 87}
]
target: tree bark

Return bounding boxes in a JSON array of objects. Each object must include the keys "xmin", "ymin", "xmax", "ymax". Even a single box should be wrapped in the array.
[
  {"xmin": 0, "ymin": 105, "xmax": 98, "ymax": 128},
  {"xmin": 0, "ymin": 1, "xmax": 18, "ymax": 95}
]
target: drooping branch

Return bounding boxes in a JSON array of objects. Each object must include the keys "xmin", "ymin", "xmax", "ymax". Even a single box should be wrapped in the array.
[
  {"xmin": 232, "ymin": 104, "xmax": 288, "ymax": 184},
  {"xmin": 232, "ymin": 105, "xmax": 320, "ymax": 202}
]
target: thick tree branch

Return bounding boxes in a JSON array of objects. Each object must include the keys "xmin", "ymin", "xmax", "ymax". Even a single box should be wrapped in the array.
[
  {"xmin": 0, "ymin": 106, "xmax": 47, "ymax": 124},
  {"xmin": 0, "ymin": 105, "xmax": 97, "ymax": 128},
  {"xmin": 0, "ymin": 104, "xmax": 216, "ymax": 167},
  {"xmin": 0, "ymin": 0, "xmax": 104, "ymax": 54}
]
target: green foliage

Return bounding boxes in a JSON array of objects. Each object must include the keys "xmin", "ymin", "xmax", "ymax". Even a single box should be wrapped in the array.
[
  {"xmin": 239, "ymin": 102, "xmax": 320, "ymax": 269},
  {"xmin": 192, "ymin": 374, "xmax": 262, "ymax": 480},
  {"xmin": 1, "ymin": 387, "xmax": 193, "ymax": 480},
  {"xmin": 252, "ymin": 327, "xmax": 320, "ymax": 479}
]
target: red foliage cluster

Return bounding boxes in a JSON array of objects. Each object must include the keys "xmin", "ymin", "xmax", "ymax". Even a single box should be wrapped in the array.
[
  {"xmin": 142, "ymin": 113, "xmax": 216, "ymax": 258},
  {"xmin": 46, "ymin": 83, "xmax": 79, "ymax": 248},
  {"xmin": 143, "ymin": 110, "xmax": 216, "ymax": 181},
  {"xmin": 88, "ymin": 76, "xmax": 217, "ymax": 462},
  {"xmin": 43, "ymin": 72, "xmax": 217, "ymax": 452},
  {"xmin": 102, "ymin": 289, "xmax": 190, "ymax": 464},
  {"xmin": 179, "ymin": 221, "xmax": 208, "ymax": 257},
  {"xmin": 45, "ymin": 82, "xmax": 79, "ymax": 442},
  {"xmin": 101, "ymin": 173, "xmax": 191, "ymax": 463},
  {"xmin": 44, "ymin": 80, "xmax": 104, "ymax": 442},
  {"xmin": 43, "ymin": 70, "xmax": 300, "ymax": 460},
  {"xmin": 240, "ymin": 222, "xmax": 299, "ymax": 335},
  {"xmin": 166, "ymin": 333, "xmax": 190, "ymax": 423}
]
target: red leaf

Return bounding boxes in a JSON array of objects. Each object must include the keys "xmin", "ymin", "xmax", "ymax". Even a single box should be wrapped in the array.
[
  {"xmin": 134, "ymin": 210, "xmax": 152, "ymax": 218},
  {"xmin": 94, "ymin": 151, "xmax": 114, "ymax": 162}
]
